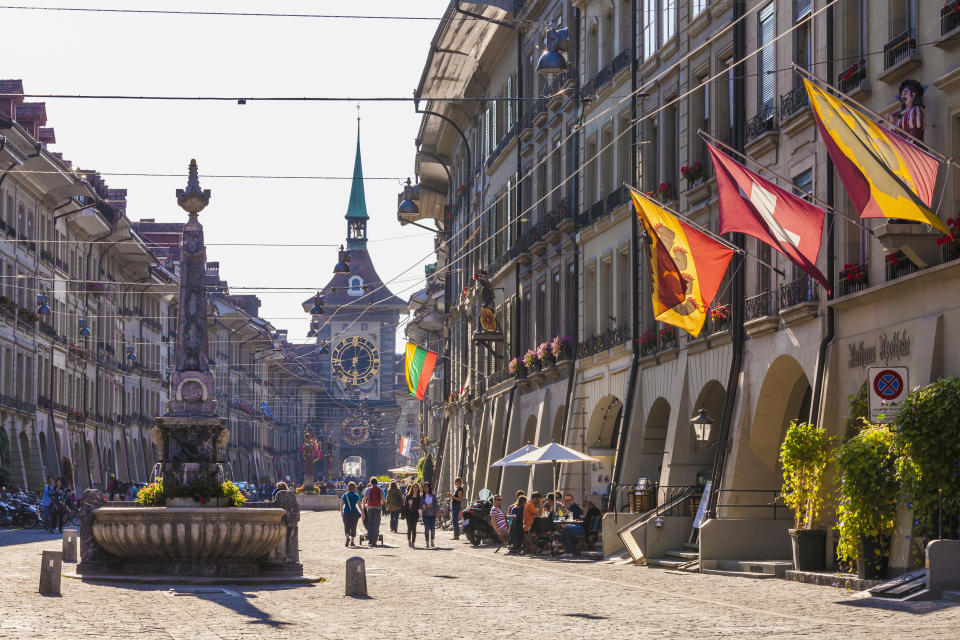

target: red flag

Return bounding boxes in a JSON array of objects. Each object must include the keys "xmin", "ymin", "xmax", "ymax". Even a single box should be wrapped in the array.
[{"xmin": 707, "ymin": 142, "xmax": 829, "ymax": 291}]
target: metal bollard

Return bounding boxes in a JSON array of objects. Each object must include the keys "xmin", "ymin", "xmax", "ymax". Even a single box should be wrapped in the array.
[
  {"xmin": 345, "ymin": 556, "xmax": 367, "ymax": 597},
  {"xmin": 62, "ymin": 530, "xmax": 78, "ymax": 563},
  {"xmin": 39, "ymin": 550, "xmax": 62, "ymax": 596}
]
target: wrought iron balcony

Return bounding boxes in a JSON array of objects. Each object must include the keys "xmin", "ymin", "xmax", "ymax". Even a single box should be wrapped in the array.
[
  {"xmin": 744, "ymin": 290, "xmax": 776, "ymax": 321},
  {"xmin": 885, "ymin": 250, "xmax": 920, "ymax": 281},
  {"xmin": 837, "ymin": 59, "xmax": 867, "ymax": 94},
  {"xmin": 838, "ymin": 263, "xmax": 868, "ymax": 296},
  {"xmin": 944, "ymin": 1, "xmax": 960, "ymax": 36},
  {"xmin": 779, "ymin": 85, "xmax": 809, "ymax": 122},
  {"xmin": 606, "ymin": 185, "xmax": 629, "ymax": 213},
  {"xmin": 577, "ymin": 324, "xmax": 630, "ymax": 357},
  {"xmin": 745, "ymin": 103, "xmax": 778, "ymax": 145},
  {"xmin": 883, "ymin": 29, "xmax": 916, "ymax": 70},
  {"xmin": 778, "ymin": 276, "xmax": 819, "ymax": 310}
]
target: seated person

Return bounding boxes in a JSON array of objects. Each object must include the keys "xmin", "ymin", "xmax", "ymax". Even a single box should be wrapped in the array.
[
  {"xmin": 489, "ymin": 494, "xmax": 509, "ymax": 542},
  {"xmin": 562, "ymin": 493, "xmax": 584, "ymax": 520},
  {"xmin": 561, "ymin": 500, "xmax": 603, "ymax": 556},
  {"xmin": 542, "ymin": 494, "xmax": 557, "ymax": 518},
  {"xmin": 523, "ymin": 492, "xmax": 542, "ymax": 533}
]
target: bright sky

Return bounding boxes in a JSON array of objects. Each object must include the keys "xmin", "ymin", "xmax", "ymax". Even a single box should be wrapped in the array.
[{"xmin": 3, "ymin": 0, "xmax": 450, "ymax": 349}]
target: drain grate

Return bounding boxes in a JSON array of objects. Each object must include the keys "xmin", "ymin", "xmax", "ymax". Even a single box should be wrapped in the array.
[{"xmin": 168, "ymin": 587, "xmax": 239, "ymax": 597}]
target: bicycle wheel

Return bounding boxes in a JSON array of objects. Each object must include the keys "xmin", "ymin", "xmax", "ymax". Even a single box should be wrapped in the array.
[{"xmin": 22, "ymin": 512, "xmax": 39, "ymax": 529}]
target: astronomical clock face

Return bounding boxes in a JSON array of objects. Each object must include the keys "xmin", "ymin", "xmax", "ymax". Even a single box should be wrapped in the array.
[{"xmin": 331, "ymin": 336, "xmax": 381, "ymax": 385}]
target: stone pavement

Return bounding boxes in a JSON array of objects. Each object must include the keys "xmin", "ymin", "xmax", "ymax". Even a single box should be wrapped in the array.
[{"xmin": 1, "ymin": 511, "xmax": 958, "ymax": 639}]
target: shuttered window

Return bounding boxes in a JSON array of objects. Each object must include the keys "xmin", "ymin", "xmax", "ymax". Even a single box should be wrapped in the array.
[{"xmin": 758, "ymin": 3, "xmax": 776, "ymax": 110}]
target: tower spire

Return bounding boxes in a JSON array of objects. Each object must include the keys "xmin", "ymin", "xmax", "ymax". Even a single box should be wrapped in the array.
[{"xmin": 345, "ymin": 111, "xmax": 368, "ymax": 250}]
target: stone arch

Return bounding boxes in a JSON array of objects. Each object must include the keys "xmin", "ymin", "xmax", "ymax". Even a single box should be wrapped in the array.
[
  {"xmin": 585, "ymin": 395, "xmax": 623, "ymax": 451},
  {"xmin": 521, "ymin": 415, "xmax": 538, "ymax": 446},
  {"xmin": 638, "ymin": 397, "xmax": 671, "ymax": 483},
  {"xmin": 726, "ymin": 355, "xmax": 811, "ymax": 516},
  {"xmin": 682, "ymin": 380, "xmax": 727, "ymax": 481},
  {"xmin": 38, "ymin": 431, "xmax": 49, "ymax": 473},
  {"xmin": 551, "ymin": 405, "xmax": 565, "ymax": 444}
]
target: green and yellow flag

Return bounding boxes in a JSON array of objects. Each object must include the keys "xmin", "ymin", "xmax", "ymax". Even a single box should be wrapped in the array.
[
  {"xmin": 405, "ymin": 343, "xmax": 438, "ymax": 401},
  {"xmin": 804, "ymin": 79, "xmax": 949, "ymax": 236}
]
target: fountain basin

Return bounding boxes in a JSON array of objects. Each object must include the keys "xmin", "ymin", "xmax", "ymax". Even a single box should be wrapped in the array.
[{"xmin": 92, "ymin": 506, "xmax": 286, "ymax": 560}]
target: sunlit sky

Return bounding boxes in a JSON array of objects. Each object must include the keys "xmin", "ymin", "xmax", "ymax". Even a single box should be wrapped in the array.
[{"xmin": 3, "ymin": 0, "xmax": 451, "ymax": 350}]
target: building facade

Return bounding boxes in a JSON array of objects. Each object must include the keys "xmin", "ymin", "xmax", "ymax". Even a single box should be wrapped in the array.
[{"xmin": 404, "ymin": 0, "xmax": 960, "ymax": 572}]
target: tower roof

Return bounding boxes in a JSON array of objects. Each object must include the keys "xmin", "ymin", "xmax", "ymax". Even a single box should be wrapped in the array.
[{"xmin": 345, "ymin": 122, "xmax": 369, "ymax": 221}]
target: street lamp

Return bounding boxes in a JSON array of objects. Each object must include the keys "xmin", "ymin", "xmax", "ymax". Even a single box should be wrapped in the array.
[
  {"xmin": 690, "ymin": 408, "xmax": 715, "ymax": 443},
  {"xmin": 398, "ymin": 178, "xmax": 419, "ymax": 216},
  {"xmin": 36, "ymin": 292, "xmax": 51, "ymax": 314},
  {"xmin": 309, "ymin": 292, "xmax": 324, "ymax": 315},
  {"xmin": 536, "ymin": 26, "xmax": 569, "ymax": 75}
]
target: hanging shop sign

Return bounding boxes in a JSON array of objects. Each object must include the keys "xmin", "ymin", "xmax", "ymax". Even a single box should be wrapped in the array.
[{"xmin": 867, "ymin": 366, "xmax": 909, "ymax": 424}]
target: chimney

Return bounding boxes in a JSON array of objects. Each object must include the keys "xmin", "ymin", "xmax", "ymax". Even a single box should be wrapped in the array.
[
  {"xmin": 14, "ymin": 102, "xmax": 47, "ymax": 140},
  {"xmin": 106, "ymin": 188, "xmax": 127, "ymax": 214},
  {"xmin": 38, "ymin": 127, "xmax": 55, "ymax": 147},
  {"xmin": 0, "ymin": 79, "xmax": 23, "ymax": 120}
]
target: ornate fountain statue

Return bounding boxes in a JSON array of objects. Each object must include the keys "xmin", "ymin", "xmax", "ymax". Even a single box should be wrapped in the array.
[{"xmin": 75, "ymin": 162, "xmax": 312, "ymax": 583}]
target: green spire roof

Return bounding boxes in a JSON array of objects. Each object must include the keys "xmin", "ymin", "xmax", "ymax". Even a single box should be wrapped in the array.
[{"xmin": 345, "ymin": 124, "xmax": 369, "ymax": 221}]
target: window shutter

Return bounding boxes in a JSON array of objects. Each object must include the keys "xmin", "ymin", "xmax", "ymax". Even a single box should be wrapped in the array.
[
  {"xmin": 794, "ymin": 0, "xmax": 812, "ymax": 21},
  {"xmin": 759, "ymin": 4, "xmax": 776, "ymax": 109},
  {"xmin": 506, "ymin": 74, "xmax": 515, "ymax": 127}
]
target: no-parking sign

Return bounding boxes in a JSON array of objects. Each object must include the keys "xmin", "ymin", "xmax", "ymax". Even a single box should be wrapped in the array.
[{"xmin": 867, "ymin": 366, "xmax": 908, "ymax": 424}]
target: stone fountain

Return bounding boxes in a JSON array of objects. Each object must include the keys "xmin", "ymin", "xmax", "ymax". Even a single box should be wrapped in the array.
[{"xmin": 74, "ymin": 162, "xmax": 314, "ymax": 583}]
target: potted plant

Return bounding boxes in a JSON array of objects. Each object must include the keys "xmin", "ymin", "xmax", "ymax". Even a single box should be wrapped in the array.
[
  {"xmin": 523, "ymin": 349, "xmax": 540, "ymax": 372},
  {"xmin": 836, "ymin": 422, "xmax": 899, "ymax": 579},
  {"xmin": 779, "ymin": 420, "xmax": 833, "ymax": 571},
  {"xmin": 680, "ymin": 161, "xmax": 706, "ymax": 186},
  {"xmin": 710, "ymin": 304, "xmax": 730, "ymax": 331},
  {"xmin": 551, "ymin": 335, "xmax": 573, "ymax": 361},
  {"xmin": 537, "ymin": 342, "xmax": 554, "ymax": 367},
  {"xmin": 508, "ymin": 356, "xmax": 526, "ymax": 379}
]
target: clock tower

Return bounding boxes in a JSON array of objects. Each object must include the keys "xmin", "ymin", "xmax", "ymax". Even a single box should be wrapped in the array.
[{"xmin": 300, "ymin": 119, "xmax": 406, "ymax": 478}]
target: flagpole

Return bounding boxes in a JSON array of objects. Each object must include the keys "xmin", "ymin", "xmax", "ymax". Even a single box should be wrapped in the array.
[
  {"xmin": 792, "ymin": 64, "xmax": 960, "ymax": 172},
  {"xmin": 697, "ymin": 129, "xmax": 877, "ymax": 237},
  {"xmin": 622, "ymin": 182, "xmax": 786, "ymax": 277}
]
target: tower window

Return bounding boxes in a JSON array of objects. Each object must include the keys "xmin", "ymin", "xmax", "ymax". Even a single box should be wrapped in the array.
[{"xmin": 348, "ymin": 276, "xmax": 364, "ymax": 296}]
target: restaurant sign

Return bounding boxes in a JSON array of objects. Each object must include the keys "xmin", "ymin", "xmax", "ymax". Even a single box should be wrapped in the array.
[{"xmin": 847, "ymin": 330, "xmax": 910, "ymax": 369}]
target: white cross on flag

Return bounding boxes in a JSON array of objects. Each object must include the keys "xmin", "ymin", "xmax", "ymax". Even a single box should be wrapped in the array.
[{"xmin": 707, "ymin": 142, "xmax": 829, "ymax": 291}]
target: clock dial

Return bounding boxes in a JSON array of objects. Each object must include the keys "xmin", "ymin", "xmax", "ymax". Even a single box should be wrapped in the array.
[{"xmin": 331, "ymin": 336, "xmax": 381, "ymax": 385}]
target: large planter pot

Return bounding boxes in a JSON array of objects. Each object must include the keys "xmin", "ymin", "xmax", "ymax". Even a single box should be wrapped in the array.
[
  {"xmin": 165, "ymin": 497, "xmax": 230, "ymax": 507},
  {"xmin": 789, "ymin": 528, "xmax": 827, "ymax": 571},
  {"xmin": 857, "ymin": 534, "xmax": 891, "ymax": 580}
]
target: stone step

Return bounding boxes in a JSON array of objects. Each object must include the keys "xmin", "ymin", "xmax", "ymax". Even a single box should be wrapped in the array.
[
  {"xmin": 664, "ymin": 549, "xmax": 699, "ymax": 560},
  {"xmin": 701, "ymin": 559, "xmax": 793, "ymax": 578},
  {"xmin": 683, "ymin": 542, "xmax": 699, "ymax": 551},
  {"xmin": 646, "ymin": 557, "xmax": 690, "ymax": 570},
  {"xmin": 943, "ymin": 590, "xmax": 960, "ymax": 602}
]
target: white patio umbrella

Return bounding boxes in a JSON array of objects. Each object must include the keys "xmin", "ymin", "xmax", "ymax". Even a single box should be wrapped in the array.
[
  {"xmin": 489, "ymin": 443, "xmax": 539, "ymax": 468},
  {"xmin": 387, "ymin": 465, "xmax": 418, "ymax": 475},
  {"xmin": 513, "ymin": 442, "xmax": 599, "ymax": 504}
]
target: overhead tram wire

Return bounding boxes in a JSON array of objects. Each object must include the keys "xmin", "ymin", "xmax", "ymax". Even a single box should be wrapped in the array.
[{"xmin": 4, "ymin": 2, "xmax": 831, "ymax": 351}]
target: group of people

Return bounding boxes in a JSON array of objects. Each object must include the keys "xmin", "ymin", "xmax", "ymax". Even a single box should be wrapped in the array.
[
  {"xmin": 489, "ymin": 489, "xmax": 602, "ymax": 556},
  {"xmin": 40, "ymin": 475, "xmax": 76, "ymax": 533},
  {"xmin": 340, "ymin": 476, "xmax": 454, "ymax": 549}
]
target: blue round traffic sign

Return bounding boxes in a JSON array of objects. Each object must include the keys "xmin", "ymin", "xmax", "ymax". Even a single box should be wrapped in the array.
[{"xmin": 873, "ymin": 370, "xmax": 904, "ymax": 400}]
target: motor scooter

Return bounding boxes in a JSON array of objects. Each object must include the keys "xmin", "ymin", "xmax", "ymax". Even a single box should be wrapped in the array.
[{"xmin": 460, "ymin": 497, "xmax": 497, "ymax": 546}]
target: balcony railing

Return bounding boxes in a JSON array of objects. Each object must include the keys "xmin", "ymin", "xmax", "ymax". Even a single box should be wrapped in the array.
[
  {"xmin": 885, "ymin": 250, "xmax": 920, "ymax": 281},
  {"xmin": 837, "ymin": 59, "xmax": 867, "ymax": 94},
  {"xmin": 577, "ymin": 324, "xmax": 631, "ymax": 357},
  {"xmin": 778, "ymin": 276, "xmax": 819, "ymax": 310},
  {"xmin": 883, "ymin": 29, "xmax": 916, "ymax": 70},
  {"xmin": 606, "ymin": 185, "xmax": 629, "ymax": 213},
  {"xmin": 839, "ymin": 263, "xmax": 868, "ymax": 296},
  {"xmin": 745, "ymin": 103, "xmax": 778, "ymax": 145},
  {"xmin": 944, "ymin": 1, "xmax": 960, "ymax": 36},
  {"xmin": 744, "ymin": 290, "xmax": 776, "ymax": 321},
  {"xmin": 779, "ymin": 85, "xmax": 809, "ymax": 121}
]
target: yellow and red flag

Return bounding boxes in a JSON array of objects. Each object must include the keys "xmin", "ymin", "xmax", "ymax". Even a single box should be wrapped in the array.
[
  {"xmin": 631, "ymin": 190, "xmax": 734, "ymax": 338},
  {"xmin": 804, "ymin": 79, "xmax": 950, "ymax": 236}
]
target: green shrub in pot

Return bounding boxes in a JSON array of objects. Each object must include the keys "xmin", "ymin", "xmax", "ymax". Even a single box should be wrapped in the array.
[{"xmin": 779, "ymin": 420, "xmax": 833, "ymax": 570}]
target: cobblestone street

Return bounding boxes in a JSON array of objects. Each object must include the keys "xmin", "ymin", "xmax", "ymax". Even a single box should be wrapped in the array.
[{"xmin": 0, "ymin": 511, "xmax": 957, "ymax": 639}]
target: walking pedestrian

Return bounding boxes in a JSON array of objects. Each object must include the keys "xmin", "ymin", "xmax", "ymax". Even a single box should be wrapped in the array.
[
  {"xmin": 362, "ymin": 477, "xmax": 384, "ymax": 547},
  {"xmin": 51, "ymin": 478, "xmax": 67, "ymax": 533},
  {"xmin": 403, "ymin": 483, "xmax": 421, "ymax": 548},
  {"xmin": 40, "ymin": 476, "xmax": 55, "ymax": 532},
  {"xmin": 421, "ymin": 481, "xmax": 438, "ymax": 548},
  {"xmin": 447, "ymin": 477, "xmax": 464, "ymax": 540},
  {"xmin": 341, "ymin": 481, "xmax": 362, "ymax": 547},
  {"xmin": 385, "ymin": 481, "xmax": 403, "ymax": 533}
]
